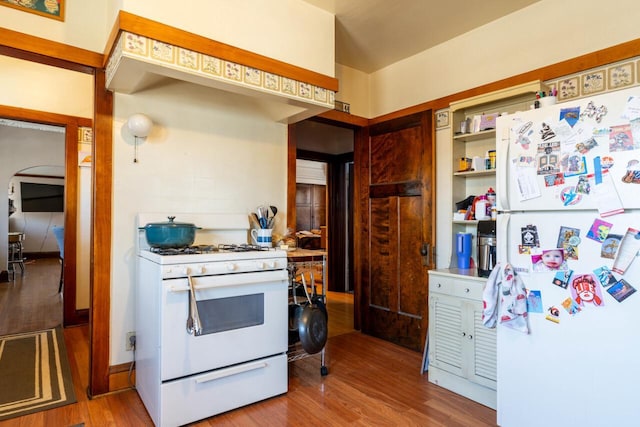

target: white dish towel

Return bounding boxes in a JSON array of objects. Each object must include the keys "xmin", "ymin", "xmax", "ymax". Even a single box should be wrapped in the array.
[{"xmin": 482, "ymin": 263, "xmax": 529, "ymax": 334}]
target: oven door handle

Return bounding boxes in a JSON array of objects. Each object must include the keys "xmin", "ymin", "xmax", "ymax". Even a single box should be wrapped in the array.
[
  {"xmin": 194, "ymin": 361, "xmax": 269, "ymax": 384},
  {"xmin": 186, "ymin": 275, "xmax": 203, "ymax": 336},
  {"xmin": 169, "ymin": 270, "xmax": 288, "ymax": 293}
]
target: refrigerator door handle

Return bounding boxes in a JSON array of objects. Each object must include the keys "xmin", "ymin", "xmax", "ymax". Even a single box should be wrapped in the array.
[
  {"xmin": 496, "ymin": 124, "xmax": 510, "ymax": 211},
  {"xmin": 497, "ymin": 213, "xmax": 510, "ymax": 265}
]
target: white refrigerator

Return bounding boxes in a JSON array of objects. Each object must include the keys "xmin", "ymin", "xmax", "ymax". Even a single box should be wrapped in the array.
[{"xmin": 495, "ymin": 86, "xmax": 640, "ymax": 427}]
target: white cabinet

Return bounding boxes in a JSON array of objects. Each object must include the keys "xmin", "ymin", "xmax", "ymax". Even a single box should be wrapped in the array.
[{"xmin": 427, "ymin": 269, "xmax": 496, "ymax": 409}]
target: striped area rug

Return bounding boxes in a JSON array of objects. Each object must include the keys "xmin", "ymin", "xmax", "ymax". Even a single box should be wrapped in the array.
[{"xmin": 0, "ymin": 326, "xmax": 76, "ymax": 421}]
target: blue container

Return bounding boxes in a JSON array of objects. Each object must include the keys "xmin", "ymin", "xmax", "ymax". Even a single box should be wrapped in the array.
[{"xmin": 456, "ymin": 233, "xmax": 472, "ymax": 269}]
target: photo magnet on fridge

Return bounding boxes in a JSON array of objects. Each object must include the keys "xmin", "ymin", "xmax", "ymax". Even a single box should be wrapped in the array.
[
  {"xmin": 607, "ymin": 279, "xmax": 636, "ymax": 302},
  {"xmin": 561, "ymin": 297, "xmax": 582, "ymax": 316},
  {"xmin": 586, "ymin": 218, "xmax": 612, "ymax": 243},
  {"xmin": 593, "ymin": 266, "xmax": 617, "ymax": 288},
  {"xmin": 601, "ymin": 234, "xmax": 622, "ymax": 259},
  {"xmin": 526, "ymin": 290, "xmax": 543, "ymax": 313},
  {"xmin": 552, "ymin": 269, "xmax": 573, "ymax": 289},
  {"xmin": 532, "ymin": 249, "xmax": 568, "ymax": 272}
]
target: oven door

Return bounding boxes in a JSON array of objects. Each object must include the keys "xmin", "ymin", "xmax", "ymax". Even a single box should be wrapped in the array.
[{"xmin": 161, "ymin": 269, "xmax": 288, "ymax": 381}]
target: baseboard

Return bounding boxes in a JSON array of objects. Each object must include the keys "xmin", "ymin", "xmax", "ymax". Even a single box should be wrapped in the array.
[
  {"xmin": 109, "ymin": 362, "xmax": 136, "ymax": 392},
  {"xmin": 0, "ymin": 270, "xmax": 8, "ymax": 282}
]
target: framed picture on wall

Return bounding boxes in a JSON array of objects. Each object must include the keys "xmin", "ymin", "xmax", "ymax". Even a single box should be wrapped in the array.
[{"xmin": 0, "ymin": 0, "xmax": 64, "ymax": 21}]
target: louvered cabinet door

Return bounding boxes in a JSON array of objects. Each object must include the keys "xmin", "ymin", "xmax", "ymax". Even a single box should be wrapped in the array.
[
  {"xmin": 466, "ymin": 302, "xmax": 497, "ymax": 390},
  {"xmin": 429, "ymin": 294, "xmax": 464, "ymax": 377}
]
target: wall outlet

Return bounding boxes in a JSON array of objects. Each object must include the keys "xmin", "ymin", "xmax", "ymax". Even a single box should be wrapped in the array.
[{"xmin": 126, "ymin": 331, "xmax": 136, "ymax": 351}]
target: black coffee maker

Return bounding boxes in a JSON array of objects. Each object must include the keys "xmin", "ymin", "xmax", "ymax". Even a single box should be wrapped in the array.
[{"xmin": 477, "ymin": 220, "xmax": 497, "ymax": 277}]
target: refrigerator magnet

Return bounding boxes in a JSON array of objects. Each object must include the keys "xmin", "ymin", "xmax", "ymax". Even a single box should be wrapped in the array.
[
  {"xmin": 611, "ymin": 228, "xmax": 640, "ymax": 274},
  {"xmin": 552, "ymin": 270, "xmax": 573, "ymax": 289},
  {"xmin": 593, "ymin": 266, "xmax": 617, "ymax": 288},
  {"xmin": 561, "ymin": 297, "xmax": 582, "ymax": 315},
  {"xmin": 586, "ymin": 218, "xmax": 612, "ymax": 243},
  {"xmin": 607, "ymin": 279, "xmax": 637, "ymax": 302},
  {"xmin": 570, "ymin": 274, "xmax": 605, "ymax": 307},
  {"xmin": 532, "ymin": 249, "xmax": 568, "ymax": 272},
  {"xmin": 526, "ymin": 290, "xmax": 543, "ymax": 313},
  {"xmin": 546, "ymin": 306, "xmax": 560, "ymax": 323},
  {"xmin": 601, "ymin": 234, "xmax": 622, "ymax": 259}
]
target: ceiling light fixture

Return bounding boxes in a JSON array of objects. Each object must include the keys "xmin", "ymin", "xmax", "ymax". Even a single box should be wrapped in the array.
[{"xmin": 126, "ymin": 113, "xmax": 153, "ymax": 163}]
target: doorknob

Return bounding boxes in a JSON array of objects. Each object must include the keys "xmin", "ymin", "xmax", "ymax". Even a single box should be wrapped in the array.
[{"xmin": 420, "ymin": 243, "xmax": 430, "ymax": 266}]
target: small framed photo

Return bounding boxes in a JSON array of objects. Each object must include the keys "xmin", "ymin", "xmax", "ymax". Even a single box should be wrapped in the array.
[
  {"xmin": 608, "ymin": 62, "xmax": 635, "ymax": 89},
  {"xmin": 435, "ymin": 111, "xmax": 449, "ymax": 129},
  {"xmin": 581, "ymin": 71, "xmax": 605, "ymax": 95},
  {"xmin": 0, "ymin": 0, "xmax": 64, "ymax": 21}
]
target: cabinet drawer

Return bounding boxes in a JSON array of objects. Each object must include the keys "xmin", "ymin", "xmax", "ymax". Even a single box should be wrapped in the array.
[
  {"xmin": 159, "ymin": 354, "xmax": 287, "ymax": 426},
  {"xmin": 429, "ymin": 276, "xmax": 483, "ymax": 300}
]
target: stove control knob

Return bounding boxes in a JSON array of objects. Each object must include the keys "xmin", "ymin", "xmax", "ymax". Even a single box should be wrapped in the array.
[
  {"xmin": 265, "ymin": 261, "xmax": 275, "ymax": 269},
  {"xmin": 256, "ymin": 262, "xmax": 266, "ymax": 269},
  {"xmin": 181, "ymin": 267, "xmax": 191, "ymax": 275},
  {"xmin": 226, "ymin": 263, "xmax": 238, "ymax": 271},
  {"xmin": 196, "ymin": 266, "xmax": 206, "ymax": 274}
]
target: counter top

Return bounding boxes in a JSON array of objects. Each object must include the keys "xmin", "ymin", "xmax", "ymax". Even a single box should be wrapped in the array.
[
  {"xmin": 285, "ymin": 248, "xmax": 327, "ymax": 262},
  {"xmin": 429, "ymin": 268, "xmax": 487, "ymax": 281}
]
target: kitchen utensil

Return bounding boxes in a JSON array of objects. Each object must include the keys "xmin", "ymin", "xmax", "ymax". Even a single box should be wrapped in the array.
[
  {"xmin": 186, "ymin": 275, "xmax": 202, "ymax": 336},
  {"xmin": 139, "ymin": 216, "xmax": 201, "ymax": 248},
  {"xmin": 297, "ymin": 274, "xmax": 328, "ymax": 354}
]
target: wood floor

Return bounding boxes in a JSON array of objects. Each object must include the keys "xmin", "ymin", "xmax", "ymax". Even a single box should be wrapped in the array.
[
  {"xmin": 0, "ymin": 262, "xmax": 497, "ymax": 426},
  {"xmin": 0, "ymin": 257, "xmax": 62, "ymax": 336}
]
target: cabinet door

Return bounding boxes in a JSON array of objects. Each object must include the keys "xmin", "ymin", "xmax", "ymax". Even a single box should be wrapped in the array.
[
  {"xmin": 429, "ymin": 294, "xmax": 464, "ymax": 377},
  {"xmin": 465, "ymin": 301, "xmax": 497, "ymax": 390}
]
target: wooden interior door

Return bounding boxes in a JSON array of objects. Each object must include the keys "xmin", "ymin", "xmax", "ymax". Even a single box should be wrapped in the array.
[
  {"xmin": 295, "ymin": 183, "xmax": 326, "ymax": 231},
  {"xmin": 357, "ymin": 112, "xmax": 434, "ymax": 352}
]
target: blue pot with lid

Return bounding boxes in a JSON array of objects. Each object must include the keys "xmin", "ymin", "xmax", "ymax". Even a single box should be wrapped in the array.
[{"xmin": 139, "ymin": 216, "xmax": 201, "ymax": 249}]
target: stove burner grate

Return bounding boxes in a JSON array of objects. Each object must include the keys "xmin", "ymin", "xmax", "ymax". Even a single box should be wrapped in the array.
[{"xmin": 149, "ymin": 243, "xmax": 268, "ymax": 255}]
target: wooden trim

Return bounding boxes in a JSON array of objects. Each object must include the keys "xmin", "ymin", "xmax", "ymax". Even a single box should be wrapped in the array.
[
  {"xmin": 287, "ymin": 124, "xmax": 297, "ymax": 232},
  {"xmin": 316, "ymin": 109, "xmax": 369, "ymax": 127},
  {"xmin": 108, "ymin": 362, "xmax": 135, "ymax": 392},
  {"xmin": 0, "ymin": 105, "xmax": 86, "ymax": 326},
  {"xmin": 89, "ymin": 69, "xmax": 113, "ymax": 397},
  {"xmin": 63, "ymin": 122, "xmax": 79, "ymax": 325},
  {"xmin": 0, "ymin": 28, "xmax": 102, "ymax": 69},
  {"xmin": 0, "ymin": 105, "xmax": 92, "ymax": 127},
  {"xmin": 107, "ymin": 11, "xmax": 339, "ymax": 92},
  {"xmin": 369, "ymin": 37, "xmax": 640, "ymax": 125}
]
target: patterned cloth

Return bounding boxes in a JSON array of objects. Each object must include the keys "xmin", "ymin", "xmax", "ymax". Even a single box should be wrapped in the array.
[{"xmin": 482, "ymin": 263, "xmax": 529, "ymax": 334}]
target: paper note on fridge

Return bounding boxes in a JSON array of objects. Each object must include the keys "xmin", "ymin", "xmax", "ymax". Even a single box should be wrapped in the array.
[
  {"xmin": 592, "ymin": 170, "xmax": 624, "ymax": 217},
  {"xmin": 512, "ymin": 158, "xmax": 541, "ymax": 201},
  {"xmin": 621, "ymin": 95, "xmax": 640, "ymax": 121}
]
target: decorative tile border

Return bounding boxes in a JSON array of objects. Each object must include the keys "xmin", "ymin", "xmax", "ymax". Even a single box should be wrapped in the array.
[
  {"xmin": 78, "ymin": 127, "xmax": 93, "ymax": 144},
  {"xmin": 546, "ymin": 57, "xmax": 640, "ymax": 102},
  {"xmin": 106, "ymin": 32, "xmax": 335, "ymax": 110}
]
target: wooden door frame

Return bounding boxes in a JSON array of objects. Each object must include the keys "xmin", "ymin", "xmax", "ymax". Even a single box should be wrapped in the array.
[{"xmin": 0, "ymin": 104, "xmax": 90, "ymax": 326}]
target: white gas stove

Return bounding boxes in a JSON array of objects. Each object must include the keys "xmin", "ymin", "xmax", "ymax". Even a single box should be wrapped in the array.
[{"xmin": 135, "ymin": 213, "xmax": 289, "ymax": 426}]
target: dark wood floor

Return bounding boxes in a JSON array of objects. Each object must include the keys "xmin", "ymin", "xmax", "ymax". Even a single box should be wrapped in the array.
[
  {"xmin": 0, "ymin": 261, "xmax": 497, "ymax": 426},
  {"xmin": 0, "ymin": 257, "xmax": 62, "ymax": 336}
]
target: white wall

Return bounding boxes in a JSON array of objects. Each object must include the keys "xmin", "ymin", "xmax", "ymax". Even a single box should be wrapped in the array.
[
  {"xmin": 119, "ymin": 0, "xmax": 335, "ymax": 76},
  {"xmin": 9, "ymin": 175, "xmax": 65, "ymax": 254},
  {"xmin": 0, "ymin": 124, "xmax": 64, "ymax": 268},
  {"xmin": 368, "ymin": 0, "xmax": 640, "ymax": 118},
  {"xmin": 335, "ymin": 64, "xmax": 370, "ymax": 118},
  {"xmin": 111, "ymin": 81, "xmax": 288, "ymax": 364}
]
